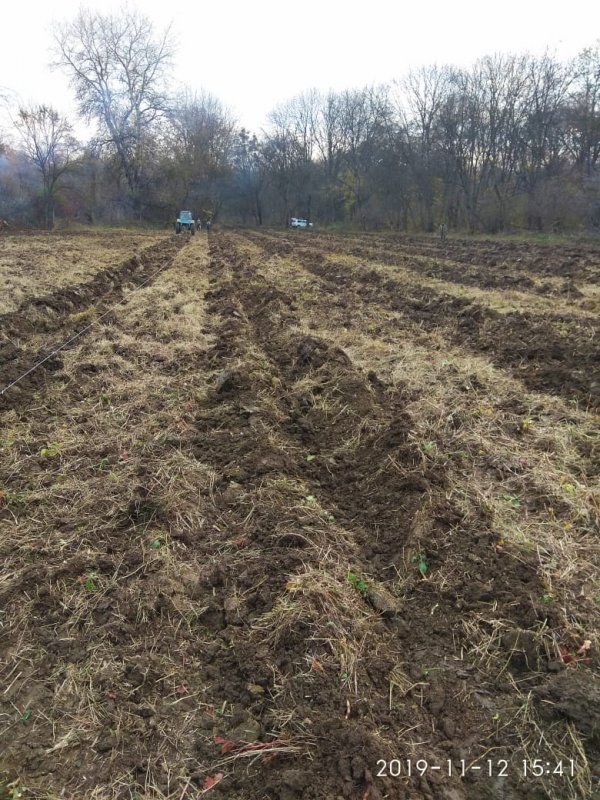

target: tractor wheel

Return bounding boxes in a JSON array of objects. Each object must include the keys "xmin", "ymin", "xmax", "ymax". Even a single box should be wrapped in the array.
[{"xmin": 176, "ymin": 223, "xmax": 181, "ymax": 234}]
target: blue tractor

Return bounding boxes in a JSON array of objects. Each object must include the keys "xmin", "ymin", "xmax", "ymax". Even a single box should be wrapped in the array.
[{"xmin": 176, "ymin": 210, "xmax": 196, "ymax": 235}]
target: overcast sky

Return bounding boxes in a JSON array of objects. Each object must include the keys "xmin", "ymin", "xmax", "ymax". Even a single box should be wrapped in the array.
[{"xmin": 1, "ymin": 0, "xmax": 599, "ymax": 140}]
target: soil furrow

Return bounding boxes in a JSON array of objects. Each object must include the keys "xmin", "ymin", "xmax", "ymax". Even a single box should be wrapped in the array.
[
  {"xmin": 195, "ymin": 231, "xmax": 599, "ymax": 800},
  {"xmin": 246, "ymin": 232, "xmax": 599, "ymax": 409},
  {"xmin": 0, "ymin": 235, "xmax": 188, "ymax": 410}
]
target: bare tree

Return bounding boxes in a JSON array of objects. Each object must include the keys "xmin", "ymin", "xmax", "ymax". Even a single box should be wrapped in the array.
[
  {"xmin": 15, "ymin": 104, "xmax": 77, "ymax": 229},
  {"xmin": 396, "ymin": 64, "xmax": 454, "ymax": 230},
  {"xmin": 562, "ymin": 45, "xmax": 600, "ymax": 176},
  {"xmin": 230, "ymin": 128, "xmax": 266, "ymax": 225},
  {"xmin": 53, "ymin": 7, "xmax": 174, "ymax": 216},
  {"xmin": 266, "ymin": 94, "xmax": 322, "ymax": 222},
  {"xmin": 166, "ymin": 91, "xmax": 235, "ymax": 213},
  {"xmin": 336, "ymin": 86, "xmax": 393, "ymax": 221}
]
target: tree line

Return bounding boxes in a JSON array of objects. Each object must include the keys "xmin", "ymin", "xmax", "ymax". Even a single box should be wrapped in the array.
[{"xmin": 1, "ymin": 8, "xmax": 599, "ymax": 233}]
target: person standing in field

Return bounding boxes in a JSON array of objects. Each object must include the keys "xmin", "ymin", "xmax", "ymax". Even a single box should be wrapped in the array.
[{"xmin": 439, "ymin": 223, "xmax": 447, "ymax": 240}]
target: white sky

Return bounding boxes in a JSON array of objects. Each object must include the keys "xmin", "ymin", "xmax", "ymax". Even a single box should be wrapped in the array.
[{"xmin": 1, "ymin": 0, "xmax": 599, "ymax": 140}]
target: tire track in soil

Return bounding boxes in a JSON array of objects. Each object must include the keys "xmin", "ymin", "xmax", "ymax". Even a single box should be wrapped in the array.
[
  {"xmin": 193, "ymin": 231, "xmax": 586, "ymax": 800},
  {"xmin": 246, "ymin": 231, "xmax": 599, "ymax": 410},
  {"xmin": 0, "ymin": 235, "xmax": 188, "ymax": 411}
]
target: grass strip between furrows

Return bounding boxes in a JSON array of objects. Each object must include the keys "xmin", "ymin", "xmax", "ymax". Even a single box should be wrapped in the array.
[
  {"xmin": 244, "ymin": 229, "xmax": 600, "ymax": 411},
  {"xmin": 0, "ymin": 235, "xmax": 187, "ymax": 412},
  {"xmin": 0, "ymin": 230, "xmax": 168, "ymax": 314}
]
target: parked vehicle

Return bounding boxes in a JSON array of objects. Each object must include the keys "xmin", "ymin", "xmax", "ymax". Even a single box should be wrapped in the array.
[
  {"xmin": 176, "ymin": 210, "xmax": 196, "ymax": 234},
  {"xmin": 289, "ymin": 217, "xmax": 313, "ymax": 229}
]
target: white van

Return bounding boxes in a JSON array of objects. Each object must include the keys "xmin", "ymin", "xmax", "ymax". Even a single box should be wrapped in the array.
[{"xmin": 290, "ymin": 217, "xmax": 313, "ymax": 228}]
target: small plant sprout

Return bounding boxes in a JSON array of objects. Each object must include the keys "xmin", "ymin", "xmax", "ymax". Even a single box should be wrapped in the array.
[
  {"xmin": 6, "ymin": 780, "xmax": 24, "ymax": 799},
  {"xmin": 503, "ymin": 494, "xmax": 521, "ymax": 509},
  {"xmin": 542, "ymin": 594, "xmax": 554, "ymax": 604},
  {"xmin": 150, "ymin": 537, "xmax": 163, "ymax": 550},
  {"xmin": 422, "ymin": 441, "xmax": 436, "ymax": 453},
  {"xmin": 306, "ymin": 454, "xmax": 316, "ymax": 462},
  {"xmin": 411, "ymin": 552, "xmax": 428, "ymax": 577},
  {"xmin": 0, "ymin": 489, "xmax": 25, "ymax": 507},
  {"xmin": 347, "ymin": 571, "xmax": 368, "ymax": 595},
  {"xmin": 80, "ymin": 573, "xmax": 99, "ymax": 592},
  {"xmin": 40, "ymin": 442, "xmax": 61, "ymax": 458}
]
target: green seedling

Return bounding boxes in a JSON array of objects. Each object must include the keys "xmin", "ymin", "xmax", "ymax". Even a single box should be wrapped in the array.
[
  {"xmin": 305, "ymin": 495, "xmax": 317, "ymax": 505},
  {"xmin": 503, "ymin": 494, "xmax": 521, "ymax": 509},
  {"xmin": 40, "ymin": 442, "xmax": 61, "ymax": 458},
  {"xmin": 422, "ymin": 441, "xmax": 436, "ymax": 453},
  {"xmin": 6, "ymin": 780, "xmax": 24, "ymax": 799},
  {"xmin": 81, "ymin": 573, "xmax": 98, "ymax": 592},
  {"xmin": 347, "ymin": 571, "xmax": 368, "ymax": 595},
  {"xmin": 99, "ymin": 391, "xmax": 111, "ymax": 406},
  {"xmin": 150, "ymin": 538, "xmax": 163, "ymax": 550},
  {"xmin": 97, "ymin": 457, "xmax": 111, "ymax": 472},
  {"xmin": 326, "ymin": 513, "xmax": 336, "ymax": 523},
  {"xmin": 411, "ymin": 553, "xmax": 428, "ymax": 576},
  {"xmin": 440, "ymin": 359, "xmax": 451, "ymax": 367},
  {"xmin": 213, "ymin": 700, "xmax": 229, "ymax": 718},
  {"xmin": 0, "ymin": 489, "xmax": 25, "ymax": 507},
  {"xmin": 594, "ymin": 595, "xmax": 600, "ymax": 604},
  {"xmin": 562, "ymin": 483, "xmax": 576, "ymax": 496},
  {"xmin": 542, "ymin": 594, "xmax": 554, "ymax": 604},
  {"xmin": 306, "ymin": 454, "xmax": 316, "ymax": 462},
  {"xmin": 20, "ymin": 709, "xmax": 32, "ymax": 723}
]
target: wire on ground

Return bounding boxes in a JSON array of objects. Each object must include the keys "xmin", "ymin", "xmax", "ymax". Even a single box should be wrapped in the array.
[{"xmin": 0, "ymin": 249, "xmax": 180, "ymax": 398}]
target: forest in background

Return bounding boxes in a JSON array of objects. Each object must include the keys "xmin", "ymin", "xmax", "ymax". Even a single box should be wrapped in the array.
[{"xmin": 1, "ymin": 8, "xmax": 600, "ymax": 233}]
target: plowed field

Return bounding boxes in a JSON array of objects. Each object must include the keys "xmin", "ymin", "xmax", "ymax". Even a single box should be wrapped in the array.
[{"xmin": 1, "ymin": 229, "xmax": 599, "ymax": 800}]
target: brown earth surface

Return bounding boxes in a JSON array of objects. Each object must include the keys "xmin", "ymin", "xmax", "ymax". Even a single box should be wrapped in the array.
[
  {"xmin": 0, "ymin": 229, "xmax": 599, "ymax": 800},
  {"xmin": 0, "ymin": 230, "xmax": 167, "ymax": 314}
]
